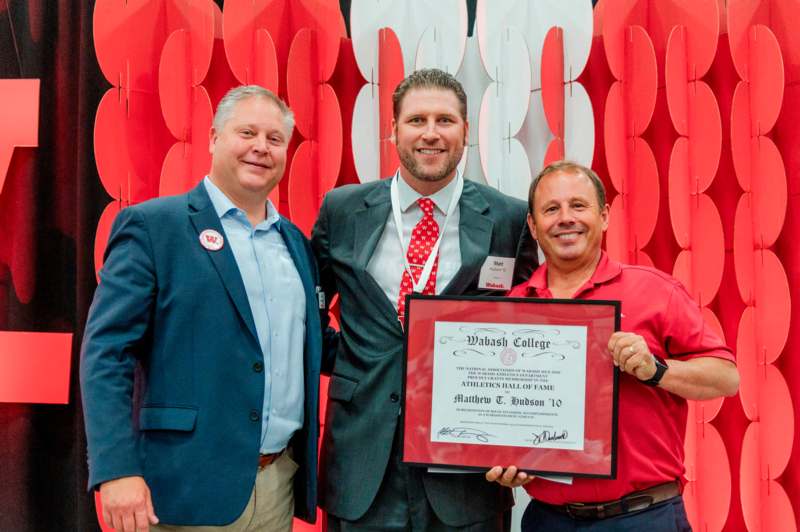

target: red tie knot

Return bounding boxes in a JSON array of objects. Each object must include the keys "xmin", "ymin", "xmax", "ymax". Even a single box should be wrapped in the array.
[{"xmin": 417, "ymin": 198, "xmax": 435, "ymax": 217}]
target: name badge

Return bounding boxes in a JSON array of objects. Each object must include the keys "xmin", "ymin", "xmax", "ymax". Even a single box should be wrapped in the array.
[
  {"xmin": 316, "ymin": 286, "xmax": 326, "ymax": 309},
  {"xmin": 477, "ymin": 256, "xmax": 515, "ymax": 290}
]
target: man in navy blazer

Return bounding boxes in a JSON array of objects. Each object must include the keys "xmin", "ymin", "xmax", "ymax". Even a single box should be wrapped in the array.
[{"xmin": 81, "ymin": 86, "xmax": 324, "ymax": 531}]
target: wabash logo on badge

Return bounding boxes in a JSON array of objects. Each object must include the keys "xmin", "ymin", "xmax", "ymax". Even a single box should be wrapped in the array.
[{"xmin": 199, "ymin": 229, "xmax": 224, "ymax": 251}]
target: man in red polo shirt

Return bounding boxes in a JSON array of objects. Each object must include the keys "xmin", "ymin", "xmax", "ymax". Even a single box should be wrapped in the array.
[{"xmin": 486, "ymin": 160, "xmax": 739, "ymax": 531}]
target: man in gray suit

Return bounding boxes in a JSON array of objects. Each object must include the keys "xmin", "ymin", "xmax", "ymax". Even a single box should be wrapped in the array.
[{"xmin": 311, "ymin": 68, "xmax": 538, "ymax": 530}]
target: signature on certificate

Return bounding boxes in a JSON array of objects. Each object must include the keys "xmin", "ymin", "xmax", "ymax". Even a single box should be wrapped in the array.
[
  {"xmin": 531, "ymin": 429, "xmax": 569, "ymax": 445},
  {"xmin": 437, "ymin": 426, "xmax": 495, "ymax": 443}
]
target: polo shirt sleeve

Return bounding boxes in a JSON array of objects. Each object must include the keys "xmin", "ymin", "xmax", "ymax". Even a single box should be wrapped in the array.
[{"xmin": 663, "ymin": 281, "xmax": 735, "ymax": 363}]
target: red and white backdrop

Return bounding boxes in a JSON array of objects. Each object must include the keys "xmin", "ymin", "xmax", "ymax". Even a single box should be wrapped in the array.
[{"xmin": 0, "ymin": 0, "xmax": 798, "ymax": 530}]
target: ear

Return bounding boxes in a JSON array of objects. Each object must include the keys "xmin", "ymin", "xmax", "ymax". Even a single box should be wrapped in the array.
[
  {"xmin": 208, "ymin": 127, "xmax": 217, "ymax": 155},
  {"xmin": 600, "ymin": 203, "xmax": 610, "ymax": 232},
  {"xmin": 390, "ymin": 118, "xmax": 397, "ymax": 144},
  {"xmin": 463, "ymin": 118, "xmax": 469, "ymax": 145},
  {"xmin": 526, "ymin": 212, "xmax": 537, "ymax": 241}
]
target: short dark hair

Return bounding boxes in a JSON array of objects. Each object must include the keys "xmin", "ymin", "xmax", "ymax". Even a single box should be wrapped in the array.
[
  {"xmin": 392, "ymin": 68, "xmax": 467, "ymax": 121},
  {"xmin": 528, "ymin": 160, "xmax": 606, "ymax": 214}
]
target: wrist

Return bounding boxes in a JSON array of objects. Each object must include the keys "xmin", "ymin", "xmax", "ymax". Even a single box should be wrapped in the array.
[{"xmin": 641, "ymin": 355, "xmax": 668, "ymax": 387}]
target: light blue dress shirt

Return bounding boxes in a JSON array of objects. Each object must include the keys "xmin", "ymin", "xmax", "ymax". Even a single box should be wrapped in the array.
[{"xmin": 204, "ymin": 177, "xmax": 305, "ymax": 453}]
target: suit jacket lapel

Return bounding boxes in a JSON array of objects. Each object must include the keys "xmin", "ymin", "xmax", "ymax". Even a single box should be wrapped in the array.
[
  {"xmin": 187, "ymin": 183, "xmax": 259, "ymax": 344},
  {"xmin": 443, "ymin": 180, "xmax": 493, "ymax": 294},
  {"xmin": 352, "ymin": 181, "xmax": 399, "ymax": 323}
]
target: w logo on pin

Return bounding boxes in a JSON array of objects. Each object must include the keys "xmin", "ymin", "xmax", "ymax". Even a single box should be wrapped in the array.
[{"xmin": 199, "ymin": 229, "xmax": 224, "ymax": 251}]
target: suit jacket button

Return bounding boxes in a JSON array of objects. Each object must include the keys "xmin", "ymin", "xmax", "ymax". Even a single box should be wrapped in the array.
[
  {"xmin": 249, "ymin": 409, "xmax": 260, "ymax": 422},
  {"xmin": 253, "ymin": 362, "xmax": 264, "ymax": 373},
  {"xmin": 390, "ymin": 393, "xmax": 399, "ymax": 403}
]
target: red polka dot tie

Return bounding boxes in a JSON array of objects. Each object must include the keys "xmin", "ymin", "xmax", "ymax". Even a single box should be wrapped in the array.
[{"xmin": 397, "ymin": 198, "xmax": 440, "ymax": 321}]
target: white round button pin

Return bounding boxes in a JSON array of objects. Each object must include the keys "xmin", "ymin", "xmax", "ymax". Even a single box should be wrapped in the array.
[{"xmin": 199, "ymin": 229, "xmax": 224, "ymax": 251}]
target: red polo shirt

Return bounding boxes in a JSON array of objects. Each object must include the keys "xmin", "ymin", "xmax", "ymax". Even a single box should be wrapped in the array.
[{"xmin": 509, "ymin": 252, "xmax": 734, "ymax": 505}]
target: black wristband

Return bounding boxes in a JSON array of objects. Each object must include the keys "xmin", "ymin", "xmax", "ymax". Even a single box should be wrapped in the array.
[{"xmin": 641, "ymin": 356, "xmax": 668, "ymax": 387}]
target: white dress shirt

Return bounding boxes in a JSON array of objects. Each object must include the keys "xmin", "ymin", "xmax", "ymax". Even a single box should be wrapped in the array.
[{"xmin": 367, "ymin": 172, "xmax": 462, "ymax": 310}]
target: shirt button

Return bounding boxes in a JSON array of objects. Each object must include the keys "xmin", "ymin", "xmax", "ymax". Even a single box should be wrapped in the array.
[
  {"xmin": 390, "ymin": 393, "xmax": 400, "ymax": 403},
  {"xmin": 253, "ymin": 362, "xmax": 263, "ymax": 373},
  {"xmin": 249, "ymin": 410, "xmax": 260, "ymax": 422}
]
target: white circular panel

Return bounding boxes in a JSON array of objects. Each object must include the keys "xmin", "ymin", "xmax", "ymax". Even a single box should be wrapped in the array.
[
  {"xmin": 563, "ymin": 81, "xmax": 595, "ymax": 166},
  {"xmin": 517, "ymin": 90, "xmax": 553, "ymax": 179},
  {"xmin": 477, "ymin": 0, "xmax": 593, "ymax": 89},
  {"xmin": 351, "ymin": 84, "xmax": 381, "ymax": 183},
  {"xmin": 351, "ymin": 0, "xmax": 467, "ymax": 82}
]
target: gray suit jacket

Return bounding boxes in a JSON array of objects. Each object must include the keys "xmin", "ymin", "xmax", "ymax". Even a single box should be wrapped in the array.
[{"xmin": 311, "ymin": 178, "xmax": 538, "ymax": 526}]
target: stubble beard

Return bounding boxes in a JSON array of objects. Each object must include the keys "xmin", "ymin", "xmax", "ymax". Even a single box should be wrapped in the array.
[{"xmin": 398, "ymin": 145, "xmax": 463, "ymax": 183}]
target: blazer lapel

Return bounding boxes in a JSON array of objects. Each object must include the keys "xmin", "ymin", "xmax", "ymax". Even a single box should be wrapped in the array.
[
  {"xmin": 443, "ymin": 180, "xmax": 493, "ymax": 295},
  {"xmin": 277, "ymin": 221, "xmax": 315, "ymax": 311},
  {"xmin": 187, "ymin": 183, "xmax": 259, "ymax": 344},
  {"xmin": 352, "ymin": 181, "xmax": 399, "ymax": 323}
]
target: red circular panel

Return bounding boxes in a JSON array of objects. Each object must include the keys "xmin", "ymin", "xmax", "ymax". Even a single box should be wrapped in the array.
[
  {"xmin": 754, "ymin": 250, "xmax": 790, "ymax": 364},
  {"xmin": 93, "ymin": 0, "xmax": 165, "ymax": 91},
  {"xmin": 606, "ymin": 199, "xmax": 655, "ymax": 267},
  {"xmin": 223, "ymin": 0, "xmax": 344, "ymax": 87},
  {"xmin": 603, "ymin": 82, "xmax": 625, "ymax": 192},
  {"xmin": 94, "ymin": 201, "xmax": 122, "ymax": 282},
  {"xmin": 158, "ymin": 87, "xmax": 212, "ymax": 197},
  {"xmin": 733, "ymin": 197, "xmax": 755, "ymax": 303},
  {"xmin": 159, "ymin": 143, "xmax": 192, "ymax": 197},
  {"xmin": 126, "ymin": 91, "xmax": 175, "ymax": 204},
  {"xmin": 668, "ymin": 138, "xmax": 691, "ymax": 246},
  {"xmin": 628, "ymin": 138, "xmax": 659, "ymax": 246},
  {"xmin": 741, "ymin": 424, "xmax": 798, "ymax": 532},
  {"xmin": 94, "ymin": 89, "xmax": 128, "ymax": 200},
  {"xmin": 736, "ymin": 306, "xmax": 758, "ymax": 421},
  {"xmin": 690, "ymin": 195, "xmax": 724, "ymax": 305},
  {"xmin": 290, "ymin": 0, "xmax": 346, "ymax": 81},
  {"xmin": 748, "ymin": 25, "xmax": 784, "ymax": 133},
  {"xmin": 164, "ymin": 0, "xmax": 214, "ymax": 84},
  {"xmin": 287, "ymin": 28, "xmax": 318, "ymax": 138},
  {"xmin": 159, "ymin": 29, "xmax": 192, "ymax": 139},
  {"xmin": 541, "ymin": 26, "xmax": 565, "ymax": 138},
  {"xmin": 623, "ymin": 25, "xmax": 657, "ymax": 137},
  {"xmin": 159, "ymin": 143, "xmax": 204, "ymax": 197},
  {"xmin": 682, "ymin": 423, "xmax": 730, "ymax": 532},
  {"xmin": 739, "ymin": 422, "xmax": 763, "ymax": 530},
  {"xmin": 750, "ymin": 136, "xmax": 787, "ymax": 248},
  {"xmin": 665, "ymin": 25, "xmax": 689, "ymax": 134},
  {"xmin": 727, "ymin": 0, "xmax": 766, "ymax": 80},
  {"xmin": 544, "ymin": 138, "xmax": 565, "ymax": 167},
  {"xmin": 287, "ymin": 141, "xmax": 317, "ymax": 237},
  {"xmin": 253, "ymin": 29, "xmax": 279, "ymax": 91},
  {"xmin": 317, "ymin": 84, "xmax": 344, "ymax": 192},
  {"xmin": 222, "ymin": 0, "xmax": 277, "ymax": 85},
  {"xmin": 602, "ymin": 0, "xmax": 646, "ymax": 80},
  {"xmin": 758, "ymin": 365, "xmax": 794, "ymax": 476},
  {"xmin": 687, "ymin": 82, "xmax": 722, "ymax": 190},
  {"xmin": 378, "ymin": 26, "xmax": 404, "ymax": 139},
  {"xmin": 729, "ymin": 81, "xmax": 752, "ymax": 191}
]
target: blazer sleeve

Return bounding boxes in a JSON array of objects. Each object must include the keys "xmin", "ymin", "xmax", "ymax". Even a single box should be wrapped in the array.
[
  {"xmin": 310, "ymin": 193, "xmax": 339, "ymax": 375},
  {"xmin": 80, "ymin": 206, "xmax": 157, "ymax": 490}
]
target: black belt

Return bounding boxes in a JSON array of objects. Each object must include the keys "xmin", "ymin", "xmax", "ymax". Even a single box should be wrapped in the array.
[{"xmin": 540, "ymin": 481, "xmax": 682, "ymax": 520}]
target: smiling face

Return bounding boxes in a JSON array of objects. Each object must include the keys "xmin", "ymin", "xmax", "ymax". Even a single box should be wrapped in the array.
[
  {"xmin": 208, "ymin": 96, "xmax": 289, "ymax": 207},
  {"xmin": 392, "ymin": 87, "xmax": 468, "ymax": 194},
  {"xmin": 528, "ymin": 169, "xmax": 609, "ymax": 272}
]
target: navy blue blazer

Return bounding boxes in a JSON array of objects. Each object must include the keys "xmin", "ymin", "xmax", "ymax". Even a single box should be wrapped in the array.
[{"xmin": 80, "ymin": 182, "xmax": 323, "ymax": 525}]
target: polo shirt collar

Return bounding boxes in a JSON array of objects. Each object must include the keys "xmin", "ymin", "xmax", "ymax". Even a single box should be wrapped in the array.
[
  {"xmin": 525, "ymin": 251, "xmax": 622, "ymax": 295},
  {"xmin": 396, "ymin": 169, "xmax": 460, "ymax": 214}
]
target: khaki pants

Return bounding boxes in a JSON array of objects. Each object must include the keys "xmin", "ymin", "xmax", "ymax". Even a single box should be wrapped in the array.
[{"xmin": 152, "ymin": 451, "xmax": 298, "ymax": 532}]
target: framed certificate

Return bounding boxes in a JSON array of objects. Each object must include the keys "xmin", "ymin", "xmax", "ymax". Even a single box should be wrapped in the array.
[{"xmin": 401, "ymin": 294, "xmax": 620, "ymax": 478}]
